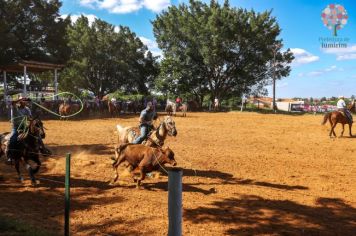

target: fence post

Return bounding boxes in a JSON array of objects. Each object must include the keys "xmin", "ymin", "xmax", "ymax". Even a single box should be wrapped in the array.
[
  {"xmin": 65, "ymin": 153, "xmax": 71, "ymax": 236},
  {"xmin": 168, "ymin": 168, "xmax": 182, "ymax": 236}
]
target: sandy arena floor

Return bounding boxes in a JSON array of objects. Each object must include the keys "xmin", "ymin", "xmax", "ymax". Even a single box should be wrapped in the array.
[{"xmin": 0, "ymin": 112, "xmax": 356, "ymax": 235}]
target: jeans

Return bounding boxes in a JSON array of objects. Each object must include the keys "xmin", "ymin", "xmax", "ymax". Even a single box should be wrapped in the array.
[
  {"xmin": 7, "ymin": 128, "xmax": 18, "ymax": 159},
  {"xmin": 133, "ymin": 124, "xmax": 151, "ymax": 144},
  {"xmin": 339, "ymin": 108, "xmax": 353, "ymax": 123}
]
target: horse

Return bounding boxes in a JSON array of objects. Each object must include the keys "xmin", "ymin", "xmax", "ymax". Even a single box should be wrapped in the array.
[
  {"xmin": 177, "ymin": 103, "xmax": 188, "ymax": 117},
  {"xmin": 110, "ymin": 144, "xmax": 176, "ymax": 188},
  {"xmin": 108, "ymin": 100, "xmax": 121, "ymax": 117},
  {"xmin": 59, "ymin": 102, "xmax": 81, "ymax": 120},
  {"xmin": 322, "ymin": 100, "xmax": 355, "ymax": 137},
  {"xmin": 0, "ymin": 117, "xmax": 46, "ymax": 186},
  {"xmin": 165, "ymin": 99, "xmax": 177, "ymax": 116},
  {"xmin": 116, "ymin": 116, "xmax": 178, "ymax": 148},
  {"xmin": 187, "ymin": 100, "xmax": 200, "ymax": 111}
]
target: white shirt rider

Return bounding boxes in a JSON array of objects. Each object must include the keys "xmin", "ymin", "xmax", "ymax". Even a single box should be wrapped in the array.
[{"xmin": 337, "ymin": 98, "xmax": 346, "ymax": 109}]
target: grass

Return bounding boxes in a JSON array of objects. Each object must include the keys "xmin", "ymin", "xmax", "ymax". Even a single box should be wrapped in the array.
[{"xmin": 0, "ymin": 215, "xmax": 58, "ymax": 236}]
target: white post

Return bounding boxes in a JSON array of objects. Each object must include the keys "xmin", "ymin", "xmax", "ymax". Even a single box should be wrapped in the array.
[
  {"xmin": 54, "ymin": 69, "xmax": 58, "ymax": 100},
  {"xmin": 23, "ymin": 65, "xmax": 27, "ymax": 96},
  {"xmin": 240, "ymin": 95, "xmax": 244, "ymax": 112},
  {"xmin": 168, "ymin": 168, "xmax": 182, "ymax": 236},
  {"xmin": 3, "ymin": 71, "xmax": 6, "ymax": 101}
]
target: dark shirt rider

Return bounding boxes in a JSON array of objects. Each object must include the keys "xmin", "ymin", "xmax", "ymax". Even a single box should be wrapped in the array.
[{"xmin": 133, "ymin": 102, "xmax": 157, "ymax": 144}]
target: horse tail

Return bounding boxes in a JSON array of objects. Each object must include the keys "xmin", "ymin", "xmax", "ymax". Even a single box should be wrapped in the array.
[
  {"xmin": 116, "ymin": 124, "xmax": 124, "ymax": 134},
  {"xmin": 321, "ymin": 112, "xmax": 331, "ymax": 125}
]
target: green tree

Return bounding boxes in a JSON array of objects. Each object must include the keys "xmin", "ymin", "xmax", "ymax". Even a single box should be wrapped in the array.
[
  {"xmin": 0, "ymin": 0, "xmax": 70, "ymax": 65},
  {"xmin": 153, "ymin": 0, "xmax": 293, "ymax": 104},
  {"xmin": 61, "ymin": 16, "xmax": 158, "ymax": 96}
]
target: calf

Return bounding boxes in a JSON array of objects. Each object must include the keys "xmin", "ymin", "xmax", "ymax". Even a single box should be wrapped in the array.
[{"xmin": 110, "ymin": 143, "xmax": 177, "ymax": 188}]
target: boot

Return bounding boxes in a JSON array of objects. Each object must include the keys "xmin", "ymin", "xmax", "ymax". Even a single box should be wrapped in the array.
[{"xmin": 5, "ymin": 149, "xmax": 12, "ymax": 165}]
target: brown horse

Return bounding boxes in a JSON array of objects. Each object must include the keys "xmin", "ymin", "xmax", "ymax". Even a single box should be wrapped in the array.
[
  {"xmin": 59, "ymin": 102, "xmax": 81, "ymax": 120},
  {"xmin": 108, "ymin": 100, "xmax": 121, "ymax": 117},
  {"xmin": 322, "ymin": 100, "xmax": 355, "ymax": 137},
  {"xmin": 177, "ymin": 103, "xmax": 187, "ymax": 117}
]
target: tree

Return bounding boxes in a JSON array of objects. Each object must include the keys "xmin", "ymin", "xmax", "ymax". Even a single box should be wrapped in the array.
[
  {"xmin": 0, "ymin": 0, "xmax": 70, "ymax": 65},
  {"xmin": 153, "ymin": 0, "xmax": 293, "ymax": 104},
  {"xmin": 61, "ymin": 16, "xmax": 159, "ymax": 96}
]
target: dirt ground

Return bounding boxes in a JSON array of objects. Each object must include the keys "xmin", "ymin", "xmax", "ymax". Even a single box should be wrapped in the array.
[{"xmin": 0, "ymin": 112, "xmax": 356, "ymax": 235}]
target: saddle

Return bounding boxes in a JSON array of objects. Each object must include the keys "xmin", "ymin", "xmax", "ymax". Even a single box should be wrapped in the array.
[{"xmin": 339, "ymin": 110, "xmax": 353, "ymax": 123}]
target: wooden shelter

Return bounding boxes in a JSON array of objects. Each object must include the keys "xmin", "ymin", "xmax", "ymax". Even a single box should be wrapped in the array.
[{"xmin": 0, "ymin": 60, "xmax": 64, "ymax": 100}]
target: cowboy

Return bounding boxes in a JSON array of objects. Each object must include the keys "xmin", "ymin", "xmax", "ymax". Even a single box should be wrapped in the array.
[
  {"xmin": 337, "ymin": 95, "xmax": 353, "ymax": 123},
  {"xmin": 6, "ymin": 96, "xmax": 33, "ymax": 164},
  {"xmin": 133, "ymin": 101, "xmax": 157, "ymax": 144}
]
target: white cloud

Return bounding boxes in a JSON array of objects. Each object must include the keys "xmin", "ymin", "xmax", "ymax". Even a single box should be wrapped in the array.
[
  {"xmin": 300, "ymin": 65, "xmax": 342, "ymax": 77},
  {"xmin": 143, "ymin": 0, "xmax": 170, "ymax": 12},
  {"xmin": 79, "ymin": 0, "xmax": 171, "ymax": 14},
  {"xmin": 322, "ymin": 44, "xmax": 356, "ymax": 61},
  {"xmin": 290, "ymin": 48, "xmax": 319, "ymax": 65},
  {"xmin": 61, "ymin": 14, "xmax": 97, "ymax": 25},
  {"xmin": 79, "ymin": 0, "xmax": 97, "ymax": 8},
  {"xmin": 139, "ymin": 36, "xmax": 162, "ymax": 58}
]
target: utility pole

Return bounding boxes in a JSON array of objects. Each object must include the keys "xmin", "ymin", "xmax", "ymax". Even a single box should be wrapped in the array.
[{"xmin": 272, "ymin": 43, "xmax": 282, "ymax": 113}]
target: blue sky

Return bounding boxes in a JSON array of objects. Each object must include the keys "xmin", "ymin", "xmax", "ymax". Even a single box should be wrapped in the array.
[{"xmin": 60, "ymin": 0, "xmax": 356, "ymax": 98}]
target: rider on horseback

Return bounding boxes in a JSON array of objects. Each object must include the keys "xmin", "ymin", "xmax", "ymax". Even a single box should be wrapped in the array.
[
  {"xmin": 6, "ymin": 96, "xmax": 33, "ymax": 164},
  {"xmin": 133, "ymin": 101, "xmax": 157, "ymax": 144},
  {"xmin": 6, "ymin": 96, "xmax": 50, "ymax": 164},
  {"xmin": 337, "ymin": 96, "xmax": 353, "ymax": 123}
]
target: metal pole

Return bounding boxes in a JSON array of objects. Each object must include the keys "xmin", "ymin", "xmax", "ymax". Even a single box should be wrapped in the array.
[
  {"xmin": 54, "ymin": 69, "xmax": 58, "ymax": 100},
  {"xmin": 168, "ymin": 168, "xmax": 182, "ymax": 236},
  {"xmin": 272, "ymin": 50, "xmax": 276, "ymax": 113},
  {"xmin": 65, "ymin": 153, "xmax": 71, "ymax": 236},
  {"xmin": 23, "ymin": 65, "xmax": 27, "ymax": 96},
  {"xmin": 3, "ymin": 71, "xmax": 7, "ymax": 101}
]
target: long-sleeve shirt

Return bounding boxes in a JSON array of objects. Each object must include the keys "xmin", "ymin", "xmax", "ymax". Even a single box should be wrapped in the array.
[
  {"xmin": 337, "ymin": 99, "xmax": 346, "ymax": 109},
  {"xmin": 11, "ymin": 106, "xmax": 32, "ymax": 129}
]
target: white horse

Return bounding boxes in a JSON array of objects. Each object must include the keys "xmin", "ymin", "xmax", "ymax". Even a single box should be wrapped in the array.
[
  {"xmin": 165, "ymin": 99, "xmax": 177, "ymax": 116},
  {"xmin": 116, "ymin": 116, "xmax": 177, "ymax": 147}
]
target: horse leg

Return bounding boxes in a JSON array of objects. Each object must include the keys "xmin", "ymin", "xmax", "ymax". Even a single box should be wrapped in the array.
[
  {"xmin": 136, "ymin": 167, "xmax": 146, "ymax": 189},
  {"xmin": 15, "ymin": 160, "xmax": 24, "ymax": 182},
  {"xmin": 24, "ymin": 160, "xmax": 37, "ymax": 186},
  {"xmin": 31, "ymin": 157, "xmax": 41, "ymax": 174},
  {"xmin": 340, "ymin": 124, "xmax": 345, "ymax": 137},
  {"xmin": 329, "ymin": 122, "xmax": 337, "ymax": 137},
  {"xmin": 349, "ymin": 123, "xmax": 353, "ymax": 137}
]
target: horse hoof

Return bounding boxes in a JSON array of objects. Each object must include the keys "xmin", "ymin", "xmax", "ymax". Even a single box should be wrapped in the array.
[{"xmin": 136, "ymin": 185, "xmax": 144, "ymax": 190}]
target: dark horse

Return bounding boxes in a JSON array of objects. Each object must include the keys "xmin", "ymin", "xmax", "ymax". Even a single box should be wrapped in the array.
[
  {"xmin": 322, "ymin": 100, "xmax": 355, "ymax": 137},
  {"xmin": 0, "ymin": 117, "xmax": 46, "ymax": 185}
]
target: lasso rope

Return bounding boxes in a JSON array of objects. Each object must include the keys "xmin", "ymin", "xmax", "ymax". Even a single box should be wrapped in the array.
[{"xmin": 29, "ymin": 92, "xmax": 84, "ymax": 118}]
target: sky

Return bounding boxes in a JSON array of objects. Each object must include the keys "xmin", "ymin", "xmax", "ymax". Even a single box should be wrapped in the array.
[{"xmin": 59, "ymin": 0, "xmax": 356, "ymax": 98}]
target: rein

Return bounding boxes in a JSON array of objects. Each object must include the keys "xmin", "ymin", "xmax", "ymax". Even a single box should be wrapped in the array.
[{"xmin": 151, "ymin": 147, "xmax": 168, "ymax": 174}]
